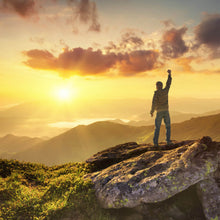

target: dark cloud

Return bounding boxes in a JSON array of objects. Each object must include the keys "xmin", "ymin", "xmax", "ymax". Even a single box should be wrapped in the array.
[
  {"xmin": 105, "ymin": 31, "xmax": 145, "ymax": 53},
  {"xmin": 0, "ymin": 0, "xmax": 101, "ymax": 32},
  {"xmin": 0, "ymin": 0, "xmax": 37, "ymax": 17},
  {"xmin": 69, "ymin": 0, "xmax": 101, "ymax": 32},
  {"xmin": 119, "ymin": 32, "xmax": 144, "ymax": 51},
  {"xmin": 23, "ymin": 47, "xmax": 160, "ymax": 77},
  {"xmin": 23, "ymin": 48, "xmax": 117, "ymax": 76},
  {"xmin": 161, "ymin": 27, "xmax": 189, "ymax": 59},
  {"xmin": 104, "ymin": 41, "xmax": 118, "ymax": 53},
  {"xmin": 57, "ymin": 47, "xmax": 116, "ymax": 75},
  {"xmin": 194, "ymin": 14, "xmax": 220, "ymax": 59},
  {"xmin": 23, "ymin": 49, "xmax": 56, "ymax": 70},
  {"xmin": 117, "ymin": 50, "xmax": 160, "ymax": 76}
]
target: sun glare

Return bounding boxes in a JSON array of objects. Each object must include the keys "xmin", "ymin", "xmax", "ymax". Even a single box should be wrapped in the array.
[
  {"xmin": 54, "ymin": 87, "xmax": 76, "ymax": 101},
  {"xmin": 58, "ymin": 88, "xmax": 70, "ymax": 100}
]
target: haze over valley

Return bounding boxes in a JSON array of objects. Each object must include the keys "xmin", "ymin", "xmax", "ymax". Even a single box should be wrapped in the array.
[
  {"xmin": 1, "ymin": 97, "xmax": 220, "ymax": 137},
  {"xmin": 0, "ymin": 112, "xmax": 219, "ymax": 165}
]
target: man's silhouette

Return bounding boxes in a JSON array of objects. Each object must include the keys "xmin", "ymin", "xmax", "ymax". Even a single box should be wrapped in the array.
[{"xmin": 150, "ymin": 69, "xmax": 172, "ymax": 146}]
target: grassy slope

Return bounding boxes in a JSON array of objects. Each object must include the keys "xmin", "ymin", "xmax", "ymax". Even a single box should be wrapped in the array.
[{"xmin": 0, "ymin": 159, "xmax": 114, "ymax": 220}]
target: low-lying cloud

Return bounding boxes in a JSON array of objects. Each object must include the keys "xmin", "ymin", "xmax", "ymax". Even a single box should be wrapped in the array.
[
  {"xmin": 23, "ymin": 47, "xmax": 160, "ymax": 77},
  {"xmin": 161, "ymin": 27, "xmax": 189, "ymax": 59}
]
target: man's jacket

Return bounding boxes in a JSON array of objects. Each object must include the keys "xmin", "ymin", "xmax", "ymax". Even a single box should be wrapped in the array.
[{"xmin": 151, "ymin": 75, "xmax": 172, "ymax": 113}]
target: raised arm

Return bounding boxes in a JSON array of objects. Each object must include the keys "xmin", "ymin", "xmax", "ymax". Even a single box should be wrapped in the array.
[{"xmin": 165, "ymin": 69, "xmax": 172, "ymax": 91}]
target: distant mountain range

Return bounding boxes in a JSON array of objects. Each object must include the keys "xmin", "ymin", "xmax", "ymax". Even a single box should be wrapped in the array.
[
  {"xmin": 7, "ymin": 113, "xmax": 220, "ymax": 165},
  {"xmin": 13, "ymin": 122, "xmax": 149, "ymax": 165},
  {"xmin": 0, "ymin": 134, "xmax": 43, "ymax": 159},
  {"xmin": 138, "ymin": 113, "xmax": 220, "ymax": 144},
  {"xmin": 0, "ymin": 98, "xmax": 220, "ymax": 137},
  {"xmin": 108, "ymin": 111, "xmax": 199, "ymax": 126}
]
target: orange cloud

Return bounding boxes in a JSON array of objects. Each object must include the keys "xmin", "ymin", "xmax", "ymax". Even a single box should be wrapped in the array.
[
  {"xmin": 23, "ymin": 49, "xmax": 56, "ymax": 70},
  {"xmin": 116, "ymin": 50, "xmax": 160, "ymax": 76},
  {"xmin": 175, "ymin": 56, "xmax": 195, "ymax": 72},
  {"xmin": 23, "ymin": 47, "xmax": 160, "ymax": 77}
]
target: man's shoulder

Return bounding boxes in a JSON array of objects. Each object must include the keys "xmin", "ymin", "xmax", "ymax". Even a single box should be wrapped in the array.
[{"xmin": 162, "ymin": 86, "xmax": 170, "ymax": 93}]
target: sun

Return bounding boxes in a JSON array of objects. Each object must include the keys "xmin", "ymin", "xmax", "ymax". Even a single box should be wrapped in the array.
[
  {"xmin": 57, "ymin": 88, "xmax": 70, "ymax": 100},
  {"xmin": 54, "ymin": 87, "xmax": 76, "ymax": 101}
]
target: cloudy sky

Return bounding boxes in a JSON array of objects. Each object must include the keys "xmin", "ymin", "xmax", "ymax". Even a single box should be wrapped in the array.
[{"xmin": 0, "ymin": 0, "xmax": 220, "ymax": 107}]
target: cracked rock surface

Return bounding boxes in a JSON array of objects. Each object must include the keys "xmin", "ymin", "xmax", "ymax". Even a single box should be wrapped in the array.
[{"xmin": 86, "ymin": 136, "xmax": 219, "ymax": 220}]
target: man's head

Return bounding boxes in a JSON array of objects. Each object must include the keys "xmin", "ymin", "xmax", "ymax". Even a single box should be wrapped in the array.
[{"xmin": 156, "ymin": 81, "xmax": 163, "ymax": 90}]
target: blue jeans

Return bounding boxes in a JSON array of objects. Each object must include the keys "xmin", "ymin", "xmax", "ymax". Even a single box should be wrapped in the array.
[{"xmin": 153, "ymin": 110, "xmax": 171, "ymax": 145}]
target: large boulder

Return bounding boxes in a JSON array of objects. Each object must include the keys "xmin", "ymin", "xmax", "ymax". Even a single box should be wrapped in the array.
[
  {"xmin": 86, "ymin": 136, "xmax": 219, "ymax": 214},
  {"xmin": 86, "ymin": 140, "xmax": 194, "ymax": 172},
  {"xmin": 134, "ymin": 184, "xmax": 205, "ymax": 220},
  {"xmin": 197, "ymin": 177, "xmax": 220, "ymax": 220},
  {"xmin": 106, "ymin": 184, "xmax": 206, "ymax": 220}
]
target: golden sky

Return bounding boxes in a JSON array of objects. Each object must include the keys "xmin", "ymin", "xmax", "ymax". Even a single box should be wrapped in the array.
[{"xmin": 0, "ymin": 0, "xmax": 220, "ymax": 107}]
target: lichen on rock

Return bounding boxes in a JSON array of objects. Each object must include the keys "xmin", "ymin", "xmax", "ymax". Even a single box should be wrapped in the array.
[{"xmin": 85, "ymin": 136, "xmax": 219, "ymax": 220}]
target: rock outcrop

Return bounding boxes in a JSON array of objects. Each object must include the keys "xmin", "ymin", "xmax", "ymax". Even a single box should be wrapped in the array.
[
  {"xmin": 197, "ymin": 177, "xmax": 220, "ymax": 220},
  {"xmin": 86, "ymin": 136, "xmax": 220, "ymax": 220}
]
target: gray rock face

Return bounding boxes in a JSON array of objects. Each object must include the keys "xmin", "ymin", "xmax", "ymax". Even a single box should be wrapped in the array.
[
  {"xmin": 86, "ymin": 140, "xmax": 194, "ymax": 172},
  {"xmin": 85, "ymin": 136, "xmax": 219, "ymax": 220},
  {"xmin": 197, "ymin": 177, "xmax": 220, "ymax": 220},
  {"xmin": 134, "ymin": 184, "xmax": 205, "ymax": 220}
]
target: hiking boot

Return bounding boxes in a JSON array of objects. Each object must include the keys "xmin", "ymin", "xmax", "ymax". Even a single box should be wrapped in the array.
[{"xmin": 167, "ymin": 141, "xmax": 174, "ymax": 146}]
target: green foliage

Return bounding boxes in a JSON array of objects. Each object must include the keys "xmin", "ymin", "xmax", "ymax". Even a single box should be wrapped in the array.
[{"xmin": 0, "ymin": 159, "xmax": 115, "ymax": 220}]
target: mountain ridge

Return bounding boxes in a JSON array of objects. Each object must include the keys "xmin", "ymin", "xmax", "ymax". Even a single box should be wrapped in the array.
[
  {"xmin": 13, "ymin": 121, "xmax": 148, "ymax": 165},
  {"xmin": 0, "ymin": 134, "xmax": 43, "ymax": 159},
  {"xmin": 0, "ymin": 98, "xmax": 220, "ymax": 137},
  {"xmin": 9, "ymin": 113, "xmax": 220, "ymax": 165}
]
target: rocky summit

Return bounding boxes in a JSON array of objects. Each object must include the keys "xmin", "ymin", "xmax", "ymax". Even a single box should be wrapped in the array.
[{"xmin": 86, "ymin": 136, "xmax": 220, "ymax": 220}]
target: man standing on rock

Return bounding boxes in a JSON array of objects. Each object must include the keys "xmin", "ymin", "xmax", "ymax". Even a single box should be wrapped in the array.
[{"xmin": 150, "ymin": 69, "xmax": 172, "ymax": 147}]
